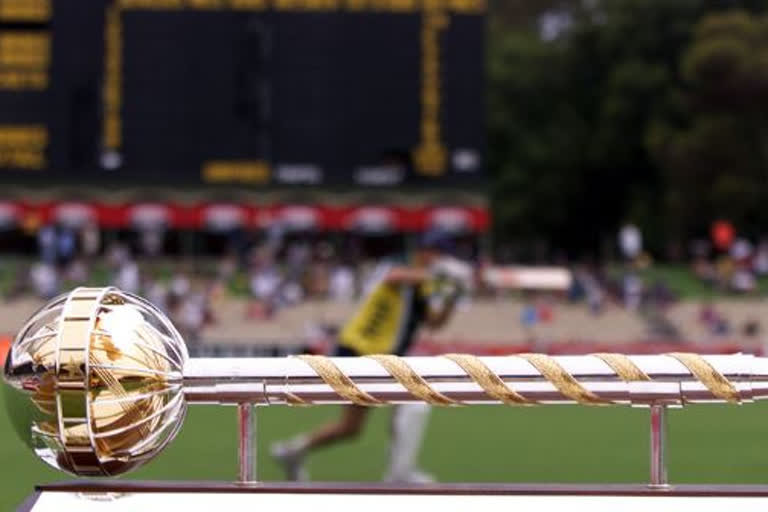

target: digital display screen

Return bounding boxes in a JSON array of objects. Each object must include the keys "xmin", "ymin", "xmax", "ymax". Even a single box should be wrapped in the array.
[{"xmin": 0, "ymin": 0, "xmax": 485, "ymax": 187}]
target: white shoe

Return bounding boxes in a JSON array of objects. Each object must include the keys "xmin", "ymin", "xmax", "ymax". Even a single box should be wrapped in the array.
[
  {"xmin": 270, "ymin": 441, "xmax": 309, "ymax": 481},
  {"xmin": 384, "ymin": 469, "xmax": 436, "ymax": 484}
]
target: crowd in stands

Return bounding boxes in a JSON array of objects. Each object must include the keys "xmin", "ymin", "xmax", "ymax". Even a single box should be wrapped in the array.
[
  {"xmin": 2, "ymin": 220, "xmax": 767, "ymax": 347},
  {"xmin": 6, "ymin": 222, "xmax": 411, "ymax": 344},
  {"xmin": 690, "ymin": 237, "xmax": 768, "ymax": 294}
]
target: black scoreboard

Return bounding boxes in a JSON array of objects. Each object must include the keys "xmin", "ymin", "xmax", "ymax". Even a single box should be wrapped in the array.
[{"xmin": 0, "ymin": 0, "xmax": 485, "ymax": 187}]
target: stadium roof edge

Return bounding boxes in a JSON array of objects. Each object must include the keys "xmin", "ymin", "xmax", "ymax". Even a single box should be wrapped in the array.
[{"xmin": 0, "ymin": 185, "xmax": 489, "ymax": 208}]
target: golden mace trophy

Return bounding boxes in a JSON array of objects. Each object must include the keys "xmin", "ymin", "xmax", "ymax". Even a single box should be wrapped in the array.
[{"xmin": 5, "ymin": 287, "xmax": 768, "ymax": 510}]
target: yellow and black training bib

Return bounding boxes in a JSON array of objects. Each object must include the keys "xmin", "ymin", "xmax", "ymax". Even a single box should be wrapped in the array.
[{"xmin": 338, "ymin": 266, "xmax": 429, "ymax": 356}]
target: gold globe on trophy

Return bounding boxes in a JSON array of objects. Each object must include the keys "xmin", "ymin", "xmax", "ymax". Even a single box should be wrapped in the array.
[{"xmin": 3, "ymin": 287, "xmax": 187, "ymax": 477}]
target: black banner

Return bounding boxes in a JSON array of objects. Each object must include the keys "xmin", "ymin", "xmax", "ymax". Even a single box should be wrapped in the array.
[{"xmin": 0, "ymin": 0, "xmax": 485, "ymax": 187}]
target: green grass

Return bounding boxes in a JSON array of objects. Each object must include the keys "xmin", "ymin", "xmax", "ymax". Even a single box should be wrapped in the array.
[
  {"xmin": 607, "ymin": 263, "xmax": 768, "ymax": 299},
  {"xmin": 3, "ymin": 391, "xmax": 768, "ymax": 510},
  {"xmin": 627, "ymin": 265, "xmax": 721, "ymax": 299}
]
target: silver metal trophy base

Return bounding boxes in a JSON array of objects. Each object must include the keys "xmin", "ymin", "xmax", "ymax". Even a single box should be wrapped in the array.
[
  {"xmin": 19, "ymin": 481, "xmax": 768, "ymax": 512},
  {"xmin": 30, "ymin": 480, "xmax": 768, "ymax": 496}
]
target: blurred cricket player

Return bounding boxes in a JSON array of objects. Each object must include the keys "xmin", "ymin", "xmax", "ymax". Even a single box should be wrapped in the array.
[{"xmin": 271, "ymin": 230, "xmax": 470, "ymax": 483}]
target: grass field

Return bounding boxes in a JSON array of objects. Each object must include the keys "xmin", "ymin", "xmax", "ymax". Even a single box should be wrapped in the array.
[{"xmin": 3, "ymin": 393, "xmax": 768, "ymax": 511}]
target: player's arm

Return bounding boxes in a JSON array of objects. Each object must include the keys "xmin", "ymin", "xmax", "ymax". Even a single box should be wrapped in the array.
[
  {"xmin": 383, "ymin": 266, "xmax": 431, "ymax": 284},
  {"xmin": 423, "ymin": 258, "xmax": 473, "ymax": 328},
  {"xmin": 424, "ymin": 279, "xmax": 462, "ymax": 329},
  {"xmin": 425, "ymin": 296, "xmax": 458, "ymax": 328},
  {"xmin": 384, "ymin": 257, "xmax": 472, "ymax": 285}
]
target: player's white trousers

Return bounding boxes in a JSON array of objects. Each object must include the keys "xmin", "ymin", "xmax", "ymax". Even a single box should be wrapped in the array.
[{"xmin": 384, "ymin": 403, "xmax": 431, "ymax": 482}]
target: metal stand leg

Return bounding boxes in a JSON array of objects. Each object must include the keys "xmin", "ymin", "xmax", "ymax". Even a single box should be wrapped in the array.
[
  {"xmin": 238, "ymin": 403, "xmax": 256, "ymax": 483},
  {"xmin": 649, "ymin": 404, "xmax": 668, "ymax": 488}
]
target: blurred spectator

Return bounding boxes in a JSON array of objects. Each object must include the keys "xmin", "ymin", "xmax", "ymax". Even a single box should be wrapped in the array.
[
  {"xmin": 249, "ymin": 260, "xmax": 281, "ymax": 302},
  {"xmin": 711, "ymin": 219, "xmax": 735, "ymax": 253},
  {"xmin": 30, "ymin": 262, "xmax": 59, "ymax": 299},
  {"xmin": 520, "ymin": 301, "xmax": 538, "ymax": 328},
  {"xmin": 645, "ymin": 309, "xmax": 680, "ymax": 340},
  {"xmin": 37, "ymin": 224, "xmax": 57, "ymax": 264},
  {"xmin": 754, "ymin": 240, "xmax": 768, "ymax": 275},
  {"xmin": 698, "ymin": 302, "xmax": 730, "ymax": 338},
  {"xmin": 574, "ymin": 267, "xmax": 604, "ymax": 315},
  {"xmin": 713, "ymin": 317, "xmax": 730, "ymax": 336},
  {"xmin": 568, "ymin": 266, "xmax": 586, "ymax": 301},
  {"xmin": 622, "ymin": 272, "xmax": 643, "ymax": 311},
  {"xmin": 731, "ymin": 265, "xmax": 756, "ymax": 293},
  {"xmin": 306, "ymin": 257, "xmax": 330, "ymax": 297},
  {"xmin": 329, "ymin": 263, "xmax": 356, "ymax": 302},
  {"xmin": 691, "ymin": 256, "xmax": 716, "ymax": 285},
  {"xmin": 169, "ymin": 269, "xmax": 192, "ymax": 309},
  {"xmin": 286, "ymin": 241, "xmax": 311, "ymax": 275},
  {"xmin": 217, "ymin": 251, "xmax": 238, "ymax": 281},
  {"xmin": 689, "ymin": 238, "xmax": 710, "ymax": 259},
  {"xmin": 730, "ymin": 238, "xmax": 752, "ymax": 262},
  {"xmin": 140, "ymin": 228, "xmax": 165, "ymax": 257},
  {"xmin": 698, "ymin": 302, "xmax": 717, "ymax": 327},
  {"xmin": 64, "ymin": 258, "xmax": 89, "ymax": 284},
  {"xmin": 279, "ymin": 279, "xmax": 305, "ymax": 306},
  {"xmin": 744, "ymin": 318, "xmax": 761, "ymax": 338},
  {"xmin": 536, "ymin": 298, "xmax": 554, "ymax": 323},
  {"xmin": 106, "ymin": 242, "xmax": 130, "ymax": 268},
  {"xmin": 113, "ymin": 257, "xmax": 140, "ymax": 294},
  {"xmin": 56, "ymin": 225, "xmax": 77, "ymax": 265},
  {"xmin": 80, "ymin": 221, "xmax": 101, "ymax": 259},
  {"xmin": 649, "ymin": 279, "xmax": 676, "ymax": 309},
  {"xmin": 175, "ymin": 288, "xmax": 208, "ymax": 345},
  {"xmin": 144, "ymin": 273, "xmax": 168, "ymax": 312},
  {"xmin": 618, "ymin": 223, "xmax": 642, "ymax": 261},
  {"xmin": 715, "ymin": 256, "xmax": 735, "ymax": 290}
]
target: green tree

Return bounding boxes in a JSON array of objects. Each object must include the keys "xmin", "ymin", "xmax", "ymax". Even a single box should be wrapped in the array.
[
  {"xmin": 488, "ymin": 0, "xmax": 766, "ymax": 258},
  {"xmin": 649, "ymin": 10, "xmax": 768, "ymax": 240}
]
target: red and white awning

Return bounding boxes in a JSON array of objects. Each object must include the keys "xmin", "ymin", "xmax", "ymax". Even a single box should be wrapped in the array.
[
  {"xmin": 202, "ymin": 204, "xmax": 250, "ymax": 232},
  {"xmin": 0, "ymin": 201, "xmax": 20, "ymax": 228},
  {"xmin": 128, "ymin": 203, "xmax": 172, "ymax": 230},
  {"xmin": 344, "ymin": 207, "xmax": 397, "ymax": 233},
  {"xmin": 0, "ymin": 201, "xmax": 490, "ymax": 233},
  {"xmin": 423, "ymin": 206, "xmax": 490, "ymax": 233},
  {"xmin": 272, "ymin": 205, "xmax": 321, "ymax": 231},
  {"xmin": 428, "ymin": 207, "xmax": 471, "ymax": 233},
  {"xmin": 52, "ymin": 202, "xmax": 97, "ymax": 228}
]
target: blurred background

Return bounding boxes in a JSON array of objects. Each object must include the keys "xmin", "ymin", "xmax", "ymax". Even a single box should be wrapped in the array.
[{"xmin": 4, "ymin": 0, "xmax": 768, "ymax": 508}]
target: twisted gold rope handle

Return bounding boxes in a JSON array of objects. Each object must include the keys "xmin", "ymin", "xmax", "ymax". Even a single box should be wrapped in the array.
[
  {"xmin": 444, "ymin": 354, "xmax": 532, "ymax": 405},
  {"xmin": 668, "ymin": 352, "xmax": 740, "ymax": 403},
  {"xmin": 295, "ymin": 355, "xmax": 382, "ymax": 406},
  {"xmin": 367, "ymin": 354, "xmax": 459, "ymax": 406},
  {"xmin": 593, "ymin": 353, "xmax": 651, "ymax": 382},
  {"xmin": 518, "ymin": 353, "xmax": 606, "ymax": 405},
  {"xmin": 290, "ymin": 353, "xmax": 740, "ymax": 406}
]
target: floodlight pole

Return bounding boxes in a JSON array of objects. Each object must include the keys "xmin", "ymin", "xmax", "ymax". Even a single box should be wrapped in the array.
[{"xmin": 649, "ymin": 404, "xmax": 668, "ymax": 488}]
